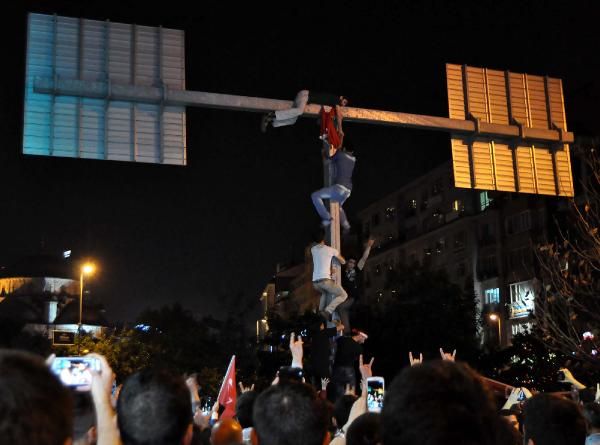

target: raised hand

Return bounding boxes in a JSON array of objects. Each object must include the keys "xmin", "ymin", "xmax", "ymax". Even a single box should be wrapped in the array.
[
  {"xmin": 359, "ymin": 354, "xmax": 375, "ymax": 379},
  {"xmin": 238, "ymin": 381, "xmax": 255, "ymax": 393},
  {"xmin": 289, "ymin": 332, "xmax": 304, "ymax": 367},
  {"xmin": 321, "ymin": 377, "xmax": 330, "ymax": 391},
  {"xmin": 345, "ymin": 383, "xmax": 356, "ymax": 396},
  {"xmin": 409, "ymin": 351, "xmax": 423, "ymax": 366},
  {"xmin": 439, "ymin": 348, "xmax": 456, "ymax": 361}
]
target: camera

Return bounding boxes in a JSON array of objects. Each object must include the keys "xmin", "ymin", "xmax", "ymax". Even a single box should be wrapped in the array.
[
  {"xmin": 50, "ymin": 357, "xmax": 101, "ymax": 391},
  {"xmin": 278, "ymin": 366, "xmax": 304, "ymax": 383},
  {"xmin": 557, "ymin": 370, "xmax": 566, "ymax": 381},
  {"xmin": 367, "ymin": 377, "xmax": 385, "ymax": 413}
]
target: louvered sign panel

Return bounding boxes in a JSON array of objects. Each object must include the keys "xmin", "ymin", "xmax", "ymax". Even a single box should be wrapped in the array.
[
  {"xmin": 23, "ymin": 13, "xmax": 186, "ymax": 165},
  {"xmin": 446, "ymin": 64, "xmax": 574, "ymax": 197}
]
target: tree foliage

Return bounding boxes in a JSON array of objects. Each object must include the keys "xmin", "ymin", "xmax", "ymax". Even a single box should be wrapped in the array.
[{"xmin": 536, "ymin": 142, "xmax": 600, "ymax": 364}]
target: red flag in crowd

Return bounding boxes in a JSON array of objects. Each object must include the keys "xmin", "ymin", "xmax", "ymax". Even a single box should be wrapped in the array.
[{"xmin": 217, "ymin": 355, "xmax": 237, "ymax": 419}]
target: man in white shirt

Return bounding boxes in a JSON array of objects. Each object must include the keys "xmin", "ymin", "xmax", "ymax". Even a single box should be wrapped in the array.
[{"xmin": 311, "ymin": 229, "xmax": 348, "ymax": 321}]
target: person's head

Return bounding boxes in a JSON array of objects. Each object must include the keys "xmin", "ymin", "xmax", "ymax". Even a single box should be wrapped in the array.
[
  {"xmin": 339, "ymin": 96, "xmax": 349, "ymax": 107},
  {"xmin": 522, "ymin": 394, "xmax": 586, "ymax": 445},
  {"xmin": 333, "ymin": 394, "xmax": 358, "ymax": 429},
  {"xmin": 351, "ymin": 330, "xmax": 368, "ymax": 344},
  {"xmin": 583, "ymin": 402, "xmax": 600, "ymax": 434},
  {"xmin": 0, "ymin": 349, "xmax": 74, "ymax": 445},
  {"xmin": 381, "ymin": 360, "xmax": 512, "ymax": 445},
  {"xmin": 342, "ymin": 140, "xmax": 356, "ymax": 156},
  {"xmin": 236, "ymin": 390, "xmax": 258, "ymax": 429},
  {"xmin": 346, "ymin": 257, "xmax": 357, "ymax": 271},
  {"xmin": 499, "ymin": 405, "xmax": 522, "ymax": 433},
  {"xmin": 117, "ymin": 369, "xmax": 193, "ymax": 445},
  {"xmin": 252, "ymin": 381, "xmax": 328, "ymax": 445},
  {"xmin": 73, "ymin": 392, "xmax": 97, "ymax": 445},
  {"xmin": 211, "ymin": 418, "xmax": 243, "ymax": 445},
  {"xmin": 346, "ymin": 412, "xmax": 381, "ymax": 445},
  {"xmin": 312, "ymin": 228, "xmax": 326, "ymax": 244}
]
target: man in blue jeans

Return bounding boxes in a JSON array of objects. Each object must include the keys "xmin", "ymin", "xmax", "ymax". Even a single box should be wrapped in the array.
[
  {"xmin": 311, "ymin": 229, "xmax": 348, "ymax": 322},
  {"xmin": 312, "ymin": 140, "xmax": 356, "ymax": 232}
]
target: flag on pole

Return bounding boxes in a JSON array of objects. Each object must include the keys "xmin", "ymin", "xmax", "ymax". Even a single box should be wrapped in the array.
[{"xmin": 217, "ymin": 355, "xmax": 237, "ymax": 419}]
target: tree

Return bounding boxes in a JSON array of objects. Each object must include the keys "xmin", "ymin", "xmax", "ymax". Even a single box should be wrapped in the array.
[
  {"xmin": 359, "ymin": 265, "xmax": 480, "ymax": 380},
  {"xmin": 536, "ymin": 140, "xmax": 600, "ymax": 364}
]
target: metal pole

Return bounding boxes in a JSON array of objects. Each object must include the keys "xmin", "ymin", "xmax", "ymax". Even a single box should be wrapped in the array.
[
  {"xmin": 497, "ymin": 318, "xmax": 502, "ymax": 347},
  {"xmin": 78, "ymin": 269, "xmax": 83, "ymax": 354}
]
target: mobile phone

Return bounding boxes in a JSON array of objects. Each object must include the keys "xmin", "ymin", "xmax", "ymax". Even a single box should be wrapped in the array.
[
  {"xmin": 517, "ymin": 389, "xmax": 526, "ymax": 402},
  {"xmin": 278, "ymin": 366, "xmax": 304, "ymax": 383},
  {"xmin": 367, "ymin": 377, "xmax": 385, "ymax": 413},
  {"xmin": 50, "ymin": 357, "xmax": 100, "ymax": 391}
]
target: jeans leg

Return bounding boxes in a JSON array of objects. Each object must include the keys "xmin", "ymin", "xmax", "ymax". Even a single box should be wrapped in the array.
[
  {"xmin": 336, "ymin": 297, "xmax": 354, "ymax": 334},
  {"xmin": 319, "ymin": 280, "xmax": 348, "ymax": 314},
  {"xmin": 311, "ymin": 186, "xmax": 334, "ymax": 222},
  {"xmin": 273, "ymin": 90, "xmax": 309, "ymax": 126}
]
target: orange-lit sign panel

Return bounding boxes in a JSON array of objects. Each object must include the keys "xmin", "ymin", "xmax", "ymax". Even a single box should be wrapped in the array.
[{"xmin": 446, "ymin": 64, "xmax": 574, "ymax": 197}]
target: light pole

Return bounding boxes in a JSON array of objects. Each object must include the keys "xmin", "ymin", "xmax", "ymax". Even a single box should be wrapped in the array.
[
  {"xmin": 79, "ymin": 262, "xmax": 95, "ymax": 331},
  {"xmin": 489, "ymin": 313, "xmax": 502, "ymax": 347}
]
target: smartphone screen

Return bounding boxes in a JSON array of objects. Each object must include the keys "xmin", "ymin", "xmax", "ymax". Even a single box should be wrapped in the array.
[
  {"xmin": 367, "ymin": 377, "xmax": 385, "ymax": 413},
  {"xmin": 50, "ymin": 357, "xmax": 100, "ymax": 390}
]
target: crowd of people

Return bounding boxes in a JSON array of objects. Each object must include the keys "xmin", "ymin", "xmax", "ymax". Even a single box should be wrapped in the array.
[{"xmin": 1, "ymin": 333, "xmax": 597, "ymax": 445}]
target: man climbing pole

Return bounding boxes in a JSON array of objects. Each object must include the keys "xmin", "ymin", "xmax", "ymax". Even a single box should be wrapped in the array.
[
  {"xmin": 311, "ymin": 139, "xmax": 356, "ymax": 232},
  {"xmin": 260, "ymin": 90, "xmax": 348, "ymax": 148},
  {"xmin": 311, "ymin": 228, "xmax": 348, "ymax": 322}
]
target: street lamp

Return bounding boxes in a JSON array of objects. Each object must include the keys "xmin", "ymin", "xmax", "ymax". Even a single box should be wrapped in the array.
[
  {"xmin": 489, "ymin": 313, "xmax": 502, "ymax": 346},
  {"xmin": 79, "ymin": 262, "xmax": 96, "ymax": 329}
]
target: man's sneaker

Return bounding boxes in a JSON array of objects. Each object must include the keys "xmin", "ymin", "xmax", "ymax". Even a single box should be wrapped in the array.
[
  {"xmin": 320, "ymin": 218, "xmax": 332, "ymax": 228},
  {"xmin": 341, "ymin": 223, "xmax": 351, "ymax": 235}
]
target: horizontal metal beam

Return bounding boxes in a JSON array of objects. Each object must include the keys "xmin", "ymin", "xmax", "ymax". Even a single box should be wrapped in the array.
[{"xmin": 34, "ymin": 76, "xmax": 574, "ymax": 144}]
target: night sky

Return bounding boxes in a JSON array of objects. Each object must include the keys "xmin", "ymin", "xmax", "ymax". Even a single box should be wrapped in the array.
[{"xmin": 2, "ymin": 1, "xmax": 599, "ymax": 322}]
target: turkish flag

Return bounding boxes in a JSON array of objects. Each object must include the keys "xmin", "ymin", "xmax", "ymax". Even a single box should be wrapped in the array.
[{"xmin": 217, "ymin": 355, "xmax": 237, "ymax": 419}]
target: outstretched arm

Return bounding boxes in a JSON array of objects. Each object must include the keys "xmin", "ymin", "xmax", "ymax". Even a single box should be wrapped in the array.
[{"xmin": 357, "ymin": 238, "xmax": 375, "ymax": 270}]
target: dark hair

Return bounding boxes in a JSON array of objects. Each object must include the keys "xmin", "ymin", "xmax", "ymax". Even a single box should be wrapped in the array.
[
  {"xmin": 583, "ymin": 402, "xmax": 600, "ymax": 430},
  {"xmin": 235, "ymin": 390, "xmax": 257, "ymax": 429},
  {"xmin": 73, "ymin": 392, "xmax": 96, "ymax": 441},
  {"xmin": 381, "ymin": 360, "xmax": 513, "ymax": 445},
  {"xmin": 346, "ymin": 412, "xmax": 381, "ymax": 445},
  {"xmin": 343, "ymin": 140, "xmax": 356, "ymax": 155},
  {"xmin": 0, "ymin": 349, "xmax": 73, "ymax": 445},
  {"xmin": 523, "ymin": 394, "xmax": 586, "ymax": 445},
  {"xmin": 312, "ymin": 228, "xmax": 326, "ymax": 244},
  {"xmin": 117, "ymin": 369, "xmax": 192, "ymax": 445},
  {"xmin": 333, "ymin": 394, "xmax": 358, "ymax": 428},
  {"xmin": 252, "ymin": 381, "xmax": 328, "ymax": 445}
]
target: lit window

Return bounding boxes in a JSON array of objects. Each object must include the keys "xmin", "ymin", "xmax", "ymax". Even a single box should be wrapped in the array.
[
  {"xmin": 484, "ymin": 288, "xmax": 500, "ymax": 304},
  {"xmin": 509, "ymin": 280, "xmax": 535, "ymax": 319},
  {"xmin": 453, "ymin": 199, "xmax": 464, "ymax": 213},
  {"xmin": 385, "ymin": 207, "xmax": 396, "ymax": 220},
  {"xmin": 479, "ymin": 191, "xmax": 492, "ymax": 211}
]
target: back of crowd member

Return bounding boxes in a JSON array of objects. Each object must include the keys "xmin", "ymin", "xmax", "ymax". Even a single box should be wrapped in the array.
[
  {"xmin": 346, "ymin": 412, "xmax": 381, "ymax": 445},
  {"xmin": 236, "ymin": 390, "xmax": 257, "ymax": 444},
  {"xmin": 117, "ymin": 368, "xmax": 193, "ymax": 445},
  {"xmin": 583, "ymin": 402, "xmax": 600, "ymax": 445},
  {"xmin": 252, "ymin": 381, "xmax": 329, "ymax": 445},
  {"xmin": 381, "ymin": 360, "xmax": 517, "ymax": 445},
  {"xmin": 333, "ymin": 394, "xmax": 358, "ymax": 437},
  {"xmin": 73, "ymin": 392, "xmax": 97, "ymax": 445},
  {"xmin": 210, "ymin": 418, "xmax": 243, "ymax": 445},
  {"xmin": 0, "ymin": 349, "xmax": 74, "ymax": 445},
  {"xmin": 523, "ymin": 393, "xmax": 586, "ymax": 445}
]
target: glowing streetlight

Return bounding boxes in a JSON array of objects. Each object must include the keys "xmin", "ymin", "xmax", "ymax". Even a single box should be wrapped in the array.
[
  {"xmin": 79, "ymin": 262, "xmax": 96, "ymax": 329},
  {"xmin": 489, "ymin": 313, "xmax": 502, "ymax": 346}
]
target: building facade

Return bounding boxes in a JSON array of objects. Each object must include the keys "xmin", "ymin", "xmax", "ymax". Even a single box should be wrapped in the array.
[{"xmin": 357, "ymin": 161, "xmax": 556, "ymax": 346}]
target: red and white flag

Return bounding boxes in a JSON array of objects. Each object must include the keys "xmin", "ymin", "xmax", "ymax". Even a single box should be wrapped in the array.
[{"xmin": 217, "ymin": 355, "xmax": 237, "ymax": 419}]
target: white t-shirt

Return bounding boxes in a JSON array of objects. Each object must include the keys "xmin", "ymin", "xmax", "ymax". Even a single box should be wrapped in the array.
[{"xmin": 311, "ymin": 244, "xmax": 339, "ymax": 281}]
